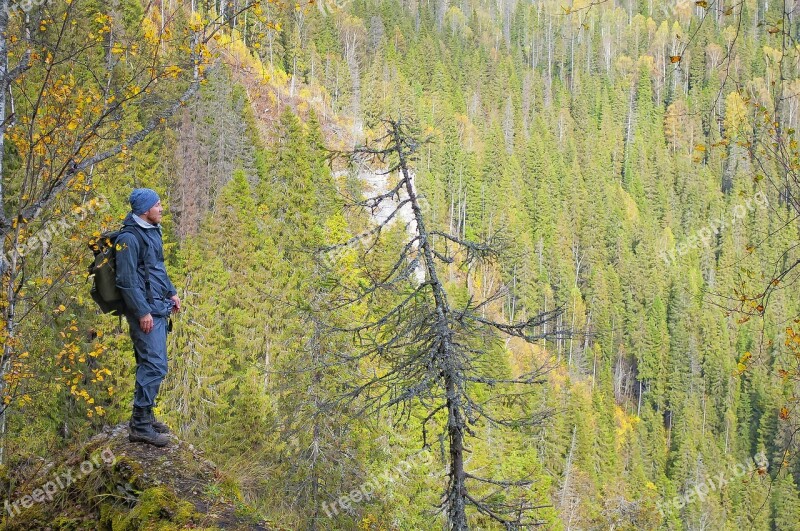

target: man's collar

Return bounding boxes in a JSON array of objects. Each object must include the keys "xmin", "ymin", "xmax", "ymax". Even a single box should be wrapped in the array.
[{"xmin": 132, "ymin": 213, "xmax": 160, "ymax": 230}]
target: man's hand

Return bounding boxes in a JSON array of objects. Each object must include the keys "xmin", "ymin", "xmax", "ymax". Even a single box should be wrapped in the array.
[
  {"xmin": 170, "ymin": 295, "xmax": 181, "ymax": 314},
  {"xmin": 139, "ymin": 313, "xmax": 154, "ymax": 334}
]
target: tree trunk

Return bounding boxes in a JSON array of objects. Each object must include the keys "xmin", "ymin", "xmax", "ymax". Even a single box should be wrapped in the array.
[
  {"xmin": 445, "ymin": 370, "xmax": 468, "ymax": 530},
  {"xmin": 394, "ymin": 122, "xmax": 469, "ymax": 529},
  {"xmin": 0, "ymin": 0, "xmax": 11, "ymax": 466}
]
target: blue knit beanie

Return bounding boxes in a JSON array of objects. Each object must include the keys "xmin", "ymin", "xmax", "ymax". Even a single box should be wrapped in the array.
[{"xmin": 129, "ymin": 188, "xmax": 160, "ymax": 215}]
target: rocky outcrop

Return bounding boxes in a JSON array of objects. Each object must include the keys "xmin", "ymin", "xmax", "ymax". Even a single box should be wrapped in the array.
[{"xmin": 1, "ymin": 424, "xmax": 270, "ymax": 530}]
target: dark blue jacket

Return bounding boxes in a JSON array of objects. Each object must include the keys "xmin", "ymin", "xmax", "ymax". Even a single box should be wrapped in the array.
[{"xmin": 115, "ymin": 212, "xmax": 177, "ymax": 318}]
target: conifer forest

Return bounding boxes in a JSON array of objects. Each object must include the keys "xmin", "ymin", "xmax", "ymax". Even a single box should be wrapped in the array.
[{"xmin": 1, "ymin": 0, "xmax": 800, "ymax": 529}]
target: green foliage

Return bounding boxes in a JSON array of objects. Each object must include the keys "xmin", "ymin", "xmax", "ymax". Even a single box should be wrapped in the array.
[{"xmin": 5, "ymin": 0, "xmax": 800, "ymax": 528}]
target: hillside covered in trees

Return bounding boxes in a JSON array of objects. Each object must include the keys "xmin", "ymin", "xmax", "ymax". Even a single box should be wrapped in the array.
[{"xmin": 1, "ymin": 0, "xmax": 800, "ymax": 529}]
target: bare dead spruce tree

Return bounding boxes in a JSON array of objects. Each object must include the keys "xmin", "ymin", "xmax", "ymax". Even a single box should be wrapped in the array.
[{"xmin": 319, "ymin": 119, "xmax": 566, "ymax": 529}]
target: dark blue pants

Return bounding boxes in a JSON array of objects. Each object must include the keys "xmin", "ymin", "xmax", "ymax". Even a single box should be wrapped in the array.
[{"xmin": 126, "ymin": 314, "xmax": 169, "ymax": 408}]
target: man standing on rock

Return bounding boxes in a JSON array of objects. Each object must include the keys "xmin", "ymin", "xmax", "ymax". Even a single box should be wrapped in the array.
[{"xmin": 115, "ymin": 188, "xmax": 181, "ymax": 447}]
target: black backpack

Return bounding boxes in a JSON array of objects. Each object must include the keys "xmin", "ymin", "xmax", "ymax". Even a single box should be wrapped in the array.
[{"xmin": 88, "ymin": 226, "xmax": 153, "ymax": 316}]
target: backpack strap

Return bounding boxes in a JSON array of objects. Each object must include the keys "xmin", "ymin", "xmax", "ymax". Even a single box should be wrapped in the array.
[{"xmin": 121, "ymin": 225, "xmax": 154, "ymax": 306}]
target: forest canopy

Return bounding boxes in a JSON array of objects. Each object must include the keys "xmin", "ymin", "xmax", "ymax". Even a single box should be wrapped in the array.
[{"xmin": 1, "ymin": 0, "xmax": 800, "ymax": 529}]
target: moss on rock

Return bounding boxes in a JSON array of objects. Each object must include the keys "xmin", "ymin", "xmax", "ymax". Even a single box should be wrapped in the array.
[
  {"xmin": 101, "ymin": 486, "xmax": 198, "ymax": 530},
  {"xmin": 0, "ymin": 424, "xmax": 270, "ymax": 530}
]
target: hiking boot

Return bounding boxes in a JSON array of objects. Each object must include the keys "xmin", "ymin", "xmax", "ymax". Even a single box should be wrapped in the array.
[
  {"xmin": 129, "ymin": 406, "xmax": 169, "ymax": 447},
  {"xmin": 148, "ymin": 407, "xmax": 170, "ymax": 434},
  {"xmin": 128, "ymin": 406, "xmax": 169, "ymax": 433}
]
